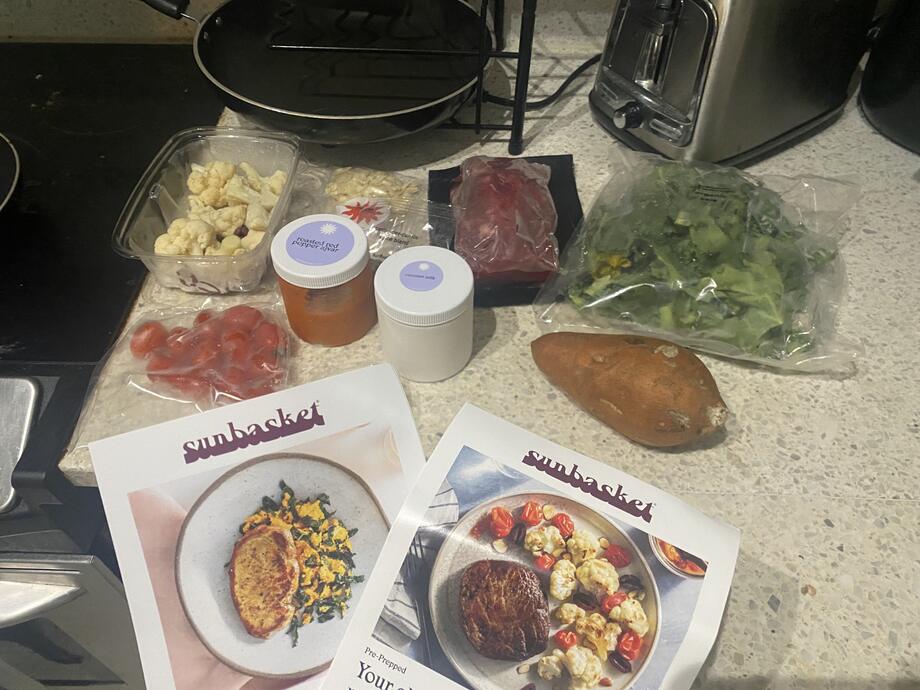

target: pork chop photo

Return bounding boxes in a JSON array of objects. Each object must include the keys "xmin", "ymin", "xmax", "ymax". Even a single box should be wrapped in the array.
[{"xmin": 228, "ymin": 524, "xmax": 300, "ymax": 639}]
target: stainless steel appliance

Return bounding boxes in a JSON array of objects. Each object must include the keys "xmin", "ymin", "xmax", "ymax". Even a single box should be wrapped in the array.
[
  {"xmin": 0, "ymin": 555, "xmax": 145, "ymax": 690},
  {"xmin": 589, "ymin": 0, "xmax": 876, "ymax": 165}
]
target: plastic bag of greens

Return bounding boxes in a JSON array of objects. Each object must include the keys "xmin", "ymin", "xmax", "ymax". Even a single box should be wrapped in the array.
[{"xmin": 535, "ymin": 152, "xmax": 862, "ymax": 373}]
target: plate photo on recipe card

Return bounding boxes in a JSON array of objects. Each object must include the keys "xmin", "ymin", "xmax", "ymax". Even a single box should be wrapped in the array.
[
  {"xmin": 428, "ymin": 492, "xmax": 661, "ymax": 690},
  {"xmin": 175, "ymin": 453, "xmax": 389, "ymax": 678}
]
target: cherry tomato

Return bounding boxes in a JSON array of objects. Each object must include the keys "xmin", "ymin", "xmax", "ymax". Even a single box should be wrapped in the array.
[
  {"xmin": 190, "ymin": 338, "xmax": 220, "ymax": 369},
  {"xmin": 604, "ymin": 544, "xmax": 632, "ymax": 568},
  {"xmin": 166, "ymin": 374, "xmax": 210, "ymax": 401},
  {"xmin": 554, "ymin": 630, "xmax": 578, "ymax": 651},
  {"xmin": 164, "ymin": 327, "xmax": 192, "ymax": 357},
  {"xmin": 145, "ymin": 349, "xmax": 175, "ymax": 383},
  {"xmin": 194, "ymin": 310, "xmax": 214, "ymax": 326},
  {"xmin": 521, "ymin": 501, "xmax": 543, "ymax": 527},
  {"xmin": 221, "ymin": 305, "xmax": 263, "ymax": 332},
  {"xmin": 252, "ymin": 321, "xmax": 283, "ymax": 353},
  {"xmin": 488, "ymin": 507, "xmax": 515, "ymax": 539},
  {"xmin": 616, "ymin": 630, "xmax": 642, "ymax": 661},
  {"xmin": 534, "ymin": 553, "xmax": 556, "ymax": 571},
  {"xmin": 551, "ymin": 513, "xmax": 575, "ymax": 539},
  {"xmin": 220, "ymin": 366, "xmax": 248, "ymax": 387},
  {"xmin": 130, "ymin": 321, "xmax": 167, "ymax": 359},
  {"xmin": 218, "ymin": 328, "xmax": 248, "ymax": 362},
  {"xmin": 601, "ymin": 592, "xmax": 628, "ymax": 614},
  {"xmin": 213, "ymin": 366, "xmax": 248, "ymax": 401},
  {"xmin": 600, "ymin": 678, "xmax": 613, "ymax": 687},
  {"xmin": 190, "ymin": 318, "xmax": 223, "ymax": 344}
]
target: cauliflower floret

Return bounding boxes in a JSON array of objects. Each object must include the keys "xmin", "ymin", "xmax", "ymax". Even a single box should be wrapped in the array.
[
  {"xmin": 574, "ymin": 612, "xmax": 607, "ymax": 638},
  {"xmin": 566, "ymin": 529, "xmax": 600, "ymax": 566},
  {"xmin": 222, "ymin": 174, "xmax": 262, "ymax": 207},
  {"xmin": 549, "ymin": 559, "xmax": 578, "ymax": 601},
  {"xmin": 524, "ymin": 525, "xmax": 566, "ymax": 557},
  {"xmin": 237, "ymin": 162, "xmax": 287, "ymax": 197},
  {"xmin": 237, "ymin": 161, "xmax": 265, "ymax": 191},
  {"xmin": 190, "ymin": 203, "xmax": 247, "ymax": 237},
  {"xmin": 555, "ymin": 603, "xmax": 586, "ymax": 625},
  {"xmin": 604, "ymin": 622, "xmax": 623, "ymax": 648},
  {"xmin": 187, "ymin": 161, "xmax": 234, "ymax": 207},
  {"xmin": 204, "ymin": 233, "xmax": 242, "ymax": 256},
  {"xmin": 575, "ymin": 558, "xmax": 620, "ymax": 601},
  {"xmin": 240, "ymin": 229, "xmax": 265, "ymax": 251},
  {"xmin": 153, "ymin": 218, "xmax": 217, "ymax": 256},
  {"xmin": 245, "ymin": 202, "xmax": 270, "ymax": 232},
  {"xmin": 259, "ymin": 185, "xmax": 280, "ymax": 210},
  {"xmin": 537, "ymin": 650, "xmax": 565, "ymax": 680},
  {"xmin": 575, "ymin": 613, "xmax": 618, "ymax": 659},
  {"xmin": 607, "ymin": 596, "xmax": 649, "ymax": 637},
  {"xmin": 264, "ymin": 170, "xmax": 287, "ymax": 196},
  {"xmin": 562, "ymin": 646, "xmax": 603, "ymax": 690}
]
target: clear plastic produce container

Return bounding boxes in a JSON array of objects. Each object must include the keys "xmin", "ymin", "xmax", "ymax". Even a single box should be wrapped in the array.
[{"xmin": 113, "ymin": 127, "xmax": 300, "ymax": 294}]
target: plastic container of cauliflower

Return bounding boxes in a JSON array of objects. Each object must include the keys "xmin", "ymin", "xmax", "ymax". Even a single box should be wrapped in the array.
[{"xmin": 113, "ymin": 127, "xmax": 300, "ymax": 293}]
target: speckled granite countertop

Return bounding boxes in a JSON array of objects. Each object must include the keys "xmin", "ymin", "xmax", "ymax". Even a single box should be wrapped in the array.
[{"xmin": 60, "ymin": 53, "xmax": 919, "ymax": 688}]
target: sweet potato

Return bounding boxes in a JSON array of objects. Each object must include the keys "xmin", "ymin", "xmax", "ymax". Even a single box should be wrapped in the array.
[{"xmin": 531, "ymin": 332, "xmax": 728, "ymax": 448}]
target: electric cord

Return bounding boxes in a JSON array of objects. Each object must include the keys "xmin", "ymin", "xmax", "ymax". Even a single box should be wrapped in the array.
[{"xmin": 483, "ymin": 53, "xmax": 602, "ymax": 111}]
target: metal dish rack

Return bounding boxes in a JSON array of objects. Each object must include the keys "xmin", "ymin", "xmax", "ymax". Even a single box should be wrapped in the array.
[{"xmin": 268, "ymin": 0, "xmax": 538, "ymax": 154}]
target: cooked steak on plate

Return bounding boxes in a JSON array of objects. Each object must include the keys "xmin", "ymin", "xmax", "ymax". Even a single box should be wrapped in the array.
[
  {"xmin": 229, "ymin": 524, "xmax": 300, "ymax": 639},
  {"xmin": 459, "ymin": 559, "xmax": 550, "ymax": 660}
]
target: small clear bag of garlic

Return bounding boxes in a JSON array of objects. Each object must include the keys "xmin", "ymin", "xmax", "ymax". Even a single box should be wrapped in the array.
[{"xmin": 153, "ymin": 160, "xmax": 288, "ymax": 257}]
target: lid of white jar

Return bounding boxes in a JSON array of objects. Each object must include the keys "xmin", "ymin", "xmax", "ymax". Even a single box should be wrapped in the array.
[
  {"xmin": 374, "ymin": 246, "xmax": 474, "ymax": 327},
  {"xmin": 271, "ymin": 214, "xmax": 369, "ymax": 289}
]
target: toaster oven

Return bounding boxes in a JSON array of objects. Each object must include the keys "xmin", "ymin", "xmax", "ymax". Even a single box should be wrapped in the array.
[{"xmin": 590, "ymin": 0, "xmax": 876, "ymax": 164}]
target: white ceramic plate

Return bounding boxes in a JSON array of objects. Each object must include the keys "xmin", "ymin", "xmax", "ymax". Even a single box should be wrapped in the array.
[
  {"xmin": 176, "ymin": 453, "xmax": 388, "ymax": 678},
  {"xmin": 429, "ymin": 492, "xmax": 660, "ymax": 690}
]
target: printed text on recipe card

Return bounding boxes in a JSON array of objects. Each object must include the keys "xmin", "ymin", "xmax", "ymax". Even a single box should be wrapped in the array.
[{"xmin": 355, "ymin": 647, "xmax": 409, "ymax": 690}]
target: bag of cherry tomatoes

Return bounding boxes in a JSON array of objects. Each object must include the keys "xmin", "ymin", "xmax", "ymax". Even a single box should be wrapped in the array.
[
  {"xmin": 66, "ymin": 301, "xmax": 293, "ymax": 473},
  {"xmin": 125, "ymin": 303, "xmax": 291, "ymax": 406}
]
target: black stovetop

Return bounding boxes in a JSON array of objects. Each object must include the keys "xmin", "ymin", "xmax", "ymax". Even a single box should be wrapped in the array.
[
  {"xmin": 0, "ymin": 43, "xmax": 224, "ymax": 551},
  {"xmin": 0, "ymin": 43, "xmax": 224, "ymax": 363}
]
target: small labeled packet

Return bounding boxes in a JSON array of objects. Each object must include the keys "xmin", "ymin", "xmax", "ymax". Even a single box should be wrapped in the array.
[
  {"xmin": 288, "ymin": 163, "xmax": 442, "ymax": 260},
  {"xmin": 323, "ymin": 405, "xmax": 740, "ymax": 690}
]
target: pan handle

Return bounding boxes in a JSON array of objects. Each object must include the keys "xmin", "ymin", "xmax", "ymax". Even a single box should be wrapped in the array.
[{"xmin": 138, "ymin": 0, "xmax": 192, "ymax": 21}]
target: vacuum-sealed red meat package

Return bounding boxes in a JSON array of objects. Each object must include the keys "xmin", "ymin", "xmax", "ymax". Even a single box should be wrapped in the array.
[{"xmin": 450, "ymin": 156, "xmax": 560, "ymax": 285}]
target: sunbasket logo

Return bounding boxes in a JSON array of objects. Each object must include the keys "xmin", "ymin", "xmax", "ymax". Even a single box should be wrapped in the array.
[
  {"xmin": 181, "ymin": 402, "xmax": 325, "ymax": 464},
  {"xmin": 522, "ymin": 450, "xmax": 654, "ymax": 523}
]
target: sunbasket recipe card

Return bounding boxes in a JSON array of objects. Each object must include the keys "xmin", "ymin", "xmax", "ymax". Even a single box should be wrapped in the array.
[
  {"xmin": 90, "ymin": 364, "xmax": 426, "ymax": 690},
  {"xmin": 323, "ymin": 405, "xmax": 740, "ymax": 690}
]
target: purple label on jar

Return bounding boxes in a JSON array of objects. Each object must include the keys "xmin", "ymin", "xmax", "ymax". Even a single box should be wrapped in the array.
[
  {"xmin": 399, "ymin": 260, "xmax": 444, "ymax": 292},
  {"xmin": 286, "ymin": 219, "xmax": 355, "ymax": 266}
]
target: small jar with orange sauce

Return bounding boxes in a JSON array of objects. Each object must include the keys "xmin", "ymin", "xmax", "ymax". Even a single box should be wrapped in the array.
[{"xmin": 271, "ymin": 214, "xmax": 377, "ymax": 347}]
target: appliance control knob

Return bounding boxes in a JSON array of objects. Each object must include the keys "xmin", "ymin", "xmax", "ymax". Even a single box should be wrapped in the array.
[{"xmin": 613, "ymin": 102, "xmax": 643, "ymax": 129}]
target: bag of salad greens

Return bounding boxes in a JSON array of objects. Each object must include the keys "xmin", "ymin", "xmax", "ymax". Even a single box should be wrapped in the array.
[{"xmin": 535, "ymin": 151, "xmax": 862, "ymax": 373}]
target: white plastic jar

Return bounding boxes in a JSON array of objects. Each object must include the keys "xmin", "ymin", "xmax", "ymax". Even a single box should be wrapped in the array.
[{"xmin": 374, "ymin": 246, "xmax": 474, "ymax": 382}]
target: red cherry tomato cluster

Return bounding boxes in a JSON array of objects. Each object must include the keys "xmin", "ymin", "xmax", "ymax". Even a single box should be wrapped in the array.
[{"xmin": 128, "ymin": 305, "xmax": 288, "ymax": 403}]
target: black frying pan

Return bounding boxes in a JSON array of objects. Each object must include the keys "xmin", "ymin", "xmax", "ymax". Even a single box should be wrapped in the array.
[
  {"xmin": 141, "ymin": 0, "xmax": 491, "ymax": 143},
  {"xmin": 0, "ymin": 132, "xmax": 19, "ymax": 214}
]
